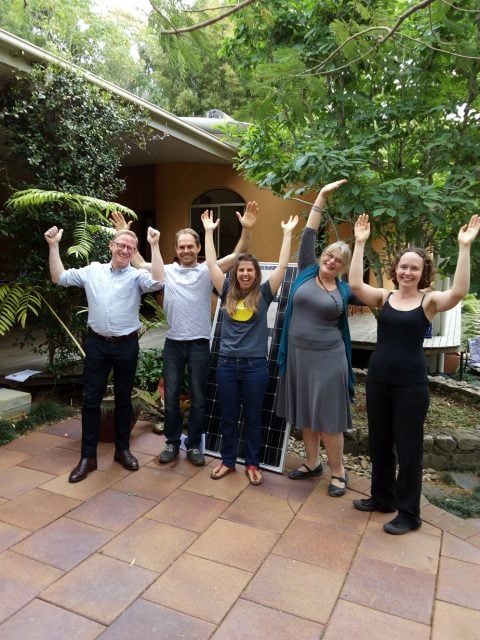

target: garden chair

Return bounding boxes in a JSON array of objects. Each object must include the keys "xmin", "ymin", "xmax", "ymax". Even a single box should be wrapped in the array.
[{"xmin": 460, "ymin": 336, "xmax": 480, "ymax": 378}]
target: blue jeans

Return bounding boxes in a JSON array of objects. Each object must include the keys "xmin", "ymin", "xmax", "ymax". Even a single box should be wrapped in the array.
[
  {"xmin": 82, "ymin": 333, "xmax": 139, "ymax": 457},
  {"xmin": 163, "ymin": 337, "xmax": 210, "ymax": 448},
  {"xmin": 216, "ymin": 356, "xmax": 269, "ymax": 468}
]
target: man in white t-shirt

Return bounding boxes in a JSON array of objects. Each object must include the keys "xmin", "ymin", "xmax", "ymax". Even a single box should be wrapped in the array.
[{"xmin": 112, "ymin": 204, "xmax": 258, "ymax": 466}]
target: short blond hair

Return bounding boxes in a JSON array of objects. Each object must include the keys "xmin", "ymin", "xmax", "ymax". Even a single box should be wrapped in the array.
[
  {"xmin": 320, "ymin": 241, "xmax": 351, "ymax": 273},
  {"xmin": 112, "ymin": 229, "xmax": 138, "ymax": 245}
]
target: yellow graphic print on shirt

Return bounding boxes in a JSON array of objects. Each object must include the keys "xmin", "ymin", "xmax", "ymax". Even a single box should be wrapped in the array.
[{"xmin": 231, "ymin": 299, "xmax": 254, "ymax": 322}]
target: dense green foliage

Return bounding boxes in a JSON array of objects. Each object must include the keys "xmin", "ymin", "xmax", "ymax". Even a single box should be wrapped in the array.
[
  {"xmin": 219, "ymin": 0, "xmax": 480, "ymax": 285},
  {"xmin": 1, "ymin": 0, "xmax": 479, "ymax": 289},
  {"xmin": 0, "ymin": 64, "xmax": 144, "ymax": 368}
]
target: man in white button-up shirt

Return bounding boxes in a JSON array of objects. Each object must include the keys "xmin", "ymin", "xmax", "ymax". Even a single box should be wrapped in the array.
[{"xmin": 44, "ymin": 225, "xmax": 164, "ymax": 482}]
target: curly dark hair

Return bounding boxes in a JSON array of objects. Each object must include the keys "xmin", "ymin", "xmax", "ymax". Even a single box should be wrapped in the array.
[{"xmin": 389, "ymin": 247, "xmax": 436, "ymax": 289}]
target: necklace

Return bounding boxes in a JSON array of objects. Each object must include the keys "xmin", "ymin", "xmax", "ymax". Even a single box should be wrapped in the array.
[{"xmin": 317, "ymin": 274, "xmax": 341, "ymax": 316}]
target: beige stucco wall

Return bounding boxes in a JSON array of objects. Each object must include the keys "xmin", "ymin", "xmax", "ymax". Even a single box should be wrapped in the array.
[{"xmin": 122, "ymin": 162, "xmax": 310, "ymax": 263}]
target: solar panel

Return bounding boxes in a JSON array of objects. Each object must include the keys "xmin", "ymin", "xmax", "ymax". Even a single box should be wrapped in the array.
[{"xmin": 204, "ymin": 263, "xmax": 298, "ymax": 473}]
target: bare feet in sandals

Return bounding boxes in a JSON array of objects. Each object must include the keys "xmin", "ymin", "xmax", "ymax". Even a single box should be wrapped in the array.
[
  {"xmin": 210, "ymin": 463, "xmax": 236, "ymax": 480},
  {"xmin": 245, "ymin": 465, "xmax": 263, "ymax": 485}
]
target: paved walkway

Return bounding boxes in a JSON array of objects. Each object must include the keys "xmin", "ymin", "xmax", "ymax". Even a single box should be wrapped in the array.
[{"xmin": 0, "ymin": 416, "xmax": 479, "ymax": 639}]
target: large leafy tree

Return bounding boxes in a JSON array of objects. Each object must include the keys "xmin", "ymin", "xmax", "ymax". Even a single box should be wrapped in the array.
[
  {"xmin": 215, "ymin": 0, "xmax": 480, "ymax": 287},
  {"xmin": 0, "ymin": 64, "xmax": 144, "ymax": 369}
]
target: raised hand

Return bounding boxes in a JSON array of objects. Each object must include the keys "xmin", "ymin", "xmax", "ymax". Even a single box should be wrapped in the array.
[
  {"xmin": 236, "ymin": 201, "xmax": 258, "ymax": 229},
  {"xmin": 319, "ymin": 179, "xmax": 347, "ymax": 199},
  {"xmin": 281, "ymin": 214, "xmax": 299, "ymax": 233},
  {"xmin": 201, "ymin": 209, "xmax": 219, "ymax": 232},
  {"xmin": 458, "ymin": 214, "xmax": 480, "ymax": 246},
  {"xmin": 44, "ymin": 226, "xmax": 63, "ymax": 245},
  {"xmin": 147, "ymin": 227, "xmax": 160, "ymax": 245},
  {"xmin": 354, "ymin": 214, "xmax": 370, "ymax": 243},
  {"xmin": 111, "ymin": 211, "xmax": 132, "ymax": 231}
]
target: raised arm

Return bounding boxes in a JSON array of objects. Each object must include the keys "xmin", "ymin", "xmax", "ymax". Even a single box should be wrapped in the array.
[
  {"xmin": 146, "ymin": 227, "xmax": 165, "ymax": 283},
  {"xmin": 44, "ymin": 226, "xmax": 65, "ymax": 284},
  {"xmin": 426, "ymin": 214, "xmax": 480, "ymax": 314},
  {"xmin": 111, "ymin": 211, "xmax": 150, "ymax": 270},
  {"xmin": 269, "ymin": 215, "xmax": 299, "ymax": 295},
  {"xmin": 349, "ymin": 214, "xmax": 385, "ymax": 308},
  {"xmin": 201, "ymin": 210, "xmax": 226, "ymax": 294},
  {"xmin": 306, "ymin": 179, "xmax": 347, "ymax": 231},
  {"xmin": 217, "ymin": 201, "xmax": 258, "ymax": 273}
]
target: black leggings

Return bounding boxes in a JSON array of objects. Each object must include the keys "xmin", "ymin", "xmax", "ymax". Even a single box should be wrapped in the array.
[{"xmin": 366, "ymin": 378, "xmax": 430, "ymax": 523}]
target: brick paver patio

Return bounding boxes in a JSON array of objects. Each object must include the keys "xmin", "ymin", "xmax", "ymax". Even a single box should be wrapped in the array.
[{"xmin": 0, "ymin": 416, "xmax": 479, "ymax": 639}]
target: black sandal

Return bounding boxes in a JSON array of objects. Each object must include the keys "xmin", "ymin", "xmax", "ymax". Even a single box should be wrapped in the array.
[
  {"xmin": 328, "ymin": 473, "xmax": 349, "ymax": 497},
  {"xmin": 288, "ymin": 463, "xmax": 323, "ymax": 480}
]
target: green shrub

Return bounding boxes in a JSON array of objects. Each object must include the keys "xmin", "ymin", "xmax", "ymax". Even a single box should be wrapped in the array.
[{"xmin": 135, "ymin": 348, "xmax": 163, "ymax": 393}]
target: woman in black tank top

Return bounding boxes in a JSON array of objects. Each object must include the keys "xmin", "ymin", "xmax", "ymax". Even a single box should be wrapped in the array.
[{"xmin": 348, "ymin": 213, "xmax": 479, "ymax": 535}]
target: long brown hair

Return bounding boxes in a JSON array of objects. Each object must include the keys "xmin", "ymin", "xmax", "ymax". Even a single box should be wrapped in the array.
[{"xmin": 225, "ymin": 253, "xmax": 262, "ymax": 316}]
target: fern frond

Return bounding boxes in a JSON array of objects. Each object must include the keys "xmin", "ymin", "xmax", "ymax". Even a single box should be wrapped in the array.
[
  {"xmin": 6, "ymin": 189, "xmax": 137, "ymax": 221},
  {"xmin": 0, "ymin": 284, "xmax": 42, "ymax": 334}
]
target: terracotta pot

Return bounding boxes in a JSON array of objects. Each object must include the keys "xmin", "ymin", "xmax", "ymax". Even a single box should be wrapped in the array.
[
  {"xmin": 443, "ymin": 352, "xmax": 460, "ymax": 375},
  {"xmin": 99, "ymin": 388, "xmax": 140, "ymax": 443}
]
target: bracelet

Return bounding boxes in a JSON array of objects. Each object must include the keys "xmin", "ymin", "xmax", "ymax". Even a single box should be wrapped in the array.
[{"xmin": 311, "ymin": 204, "xmax": 322, "ymax": 213}]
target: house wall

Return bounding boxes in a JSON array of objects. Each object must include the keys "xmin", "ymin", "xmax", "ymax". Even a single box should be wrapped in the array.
[{"xmin": 120, "ymin": 162, "xmax": 309, "ymax": 263}]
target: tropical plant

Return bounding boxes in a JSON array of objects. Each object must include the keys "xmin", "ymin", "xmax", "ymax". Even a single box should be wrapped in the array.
[
  {"xmin": 0, "ymin": 188, "xmax": 137, "ymax": 367},
  {"xmin": 0, "ymin": 63, "xmax": 146, "ymax": 370}
]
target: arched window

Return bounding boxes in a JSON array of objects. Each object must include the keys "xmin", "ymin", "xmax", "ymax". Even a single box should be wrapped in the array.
[{"xmin": 190, "ymin": 189, "xmax": 245, "ymax": 258}]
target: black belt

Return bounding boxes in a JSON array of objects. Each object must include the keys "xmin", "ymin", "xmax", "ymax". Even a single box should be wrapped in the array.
[{"xmin": 88, "ymin": 328, "xmax": 138, "ymax": 343}]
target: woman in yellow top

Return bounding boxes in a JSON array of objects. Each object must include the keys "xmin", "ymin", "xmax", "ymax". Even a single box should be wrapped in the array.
[{"xmin": 202, "ymin": 209, "xmax": 298, "ymax": 485}]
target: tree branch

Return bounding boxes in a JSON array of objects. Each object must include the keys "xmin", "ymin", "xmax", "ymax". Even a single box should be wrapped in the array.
[
  {"xmin": 305, "ymin": 0, "xmax": 479, "ymax": 76},
  {"xmin": 155, "ymin": 0, "xmax": 260, "ymax": 35}
]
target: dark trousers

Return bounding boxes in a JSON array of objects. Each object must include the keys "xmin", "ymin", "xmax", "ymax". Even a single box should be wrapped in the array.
[
  {"xmin": 163, "ymin": 337, "xmax": 210, "ymax": 448},
  {"xmin": 216, "ymin": 356, "xmax": 269, "ymax": 468},
  {"xmin": 81, "ymin": 333, "xmax": 139, "ymax": 458},
  {"xmin": 366, "ymin": 378, "xmax": 429, "ymax": 523}
]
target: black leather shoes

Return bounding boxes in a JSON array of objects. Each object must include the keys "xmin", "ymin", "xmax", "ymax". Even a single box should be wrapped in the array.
[
  {"xmin": 114, "ymin": 449, "xmax": 139, "ymax": 471},
  {"xmin": 69, "ymin": 457, "xmax": 97, "ymax": 483},
  {"xmin": 383, "ymin": 515, "xmax": 422, "ymax": 535}
]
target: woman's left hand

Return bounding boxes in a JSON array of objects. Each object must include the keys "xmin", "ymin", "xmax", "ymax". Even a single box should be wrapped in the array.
[
  {"xmin": 281, "ymin": 215, "xmax": 299, "ymax": 232},
  {"xmin": 458, "ymin": 214, "xmax": 480, "ymax": 246},
  {"xmin": 201, "ymin": 209, "xmax": 219, "ymax": 231}
]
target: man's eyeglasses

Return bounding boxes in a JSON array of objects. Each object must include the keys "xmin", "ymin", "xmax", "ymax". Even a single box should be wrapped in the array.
[{"xmin": 112, "ymin": 241, "xmax": 137, "ymax": 254}]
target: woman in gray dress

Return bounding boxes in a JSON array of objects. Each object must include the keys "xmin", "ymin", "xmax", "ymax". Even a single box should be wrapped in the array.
[{"xmin": 276, "ymin": 179, "xmax": 355, "ymax": 497}]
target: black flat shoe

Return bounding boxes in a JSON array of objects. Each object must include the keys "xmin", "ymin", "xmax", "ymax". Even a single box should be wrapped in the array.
[
  {"xmin": 328, "ymin": 473, "xmax": 349, "ymax": 497},
  {"xmin": 383, "ymin": 515, "xmax": 422, "ymax": 535},
  {"xmin": 288, "ymin": 463, "xmax": 323, "ymax": 480},
  {"xmin": 353, "ymin": 497, "xmax": 397, "ymax": 513}
]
